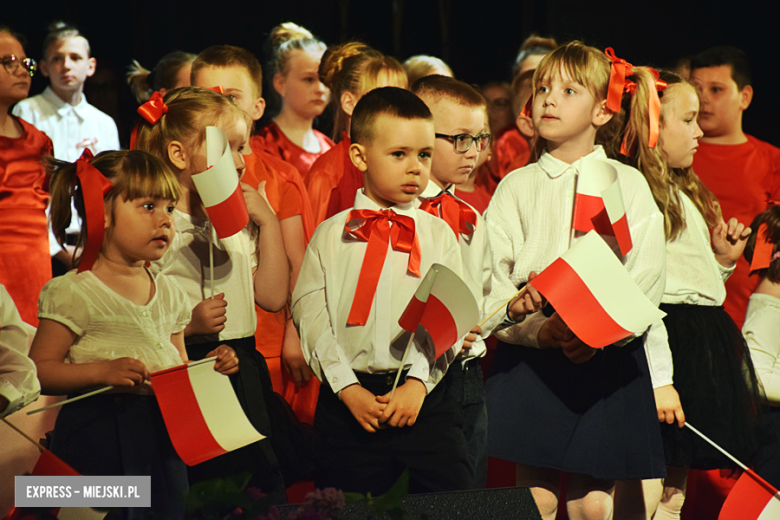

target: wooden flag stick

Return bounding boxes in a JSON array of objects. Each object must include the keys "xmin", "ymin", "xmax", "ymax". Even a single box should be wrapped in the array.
[
  {"xmin": 390, "ymin": 331, "xmax": 416, "ymax": 400},
  {"xmin": 478, "ymin": 286, "xmax": 529, "ymax": 328},
  {"xmin": 685, "ymin": 422, "xmax": 748, "ymax": 471},
  {"xmin": 2, "ymin": 417, "xmax": 45, "ymax": 452},
  {"xmin": 26, "ymin": 386, "xmax": 114, "ymax": 416}
]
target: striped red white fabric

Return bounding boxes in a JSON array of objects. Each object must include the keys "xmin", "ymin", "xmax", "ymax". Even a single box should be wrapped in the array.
[
  {"xmin": 190, "ymin": 127, "xmax": 250, "ymax": 239},
  {"xmin": 398, "ymin": 263, "xmax": 479, "ymax": 359},
  {"xmin": 719, "ymin": 469, "xmax": 780, "ymax": 520},
  {"xmin": 151, "ymin": 358, "xmax": 263, "ymax": 466},
  {"xmin": 572, "ymin": 158, "xmax": 632, "ymax": 256},
  {"xmin": 529, "ymin": 231, "xmax": 665, "ymax": 348}
]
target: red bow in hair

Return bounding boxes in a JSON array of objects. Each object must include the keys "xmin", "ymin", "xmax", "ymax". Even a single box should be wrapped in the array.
[
  {"xmin": 207, "ymin": 86, "xmax": 225, "ymax": 95},
  {"xmin": 130, "ymin": 91, "xmax": 169, "ymax": 149},
  {"xmin": 419, "ymin": 191, "xmax": 477, "ymax": 240},
  {"xmin": 605, "ymin": 47, "xmax": 633, "ymax": 114},
  {"xmin": 74, "ymin": 149, "xmax": 113, "ymax": 273},
  {"xmin": 750, "ymin": 222, "xmax": 776, "ymax": 273},
  {"xmin": 344, "ymin": 209, "xmax": 421, "ymax": 326}
]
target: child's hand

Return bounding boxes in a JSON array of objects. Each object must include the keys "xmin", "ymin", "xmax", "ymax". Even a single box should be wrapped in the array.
[
  {"xmin": 100, "ymin": 357, "xmax": 150, "ymax": 387},
  {"xmin": 538, "ymin": 312, "xmax": 596, "ymax": 363},
  {"xmin": 340, "ymin": 384, "xmax": 387, "ymax": 433},
  {"xmin": 713, "ymin": 218, "xmax": 751, "ymax": 268},
  {"xmin": 508, "ymin": 272, "xmax": 544, "ymax": 321},
  {"xmin": 242, "ymin": 181, "xmax": 278, "ymax": 227},
  {"xmin": 206, "ymin": 345, "xmax": 239, "ymax": 375},
  {"xmin": 459, "ymin": 325, "xmax": 482, "ymax": 355},
  {"xmin": 185, "ymin": 293, "xmax": 227, "ymax": 337},
  {"xmin": 376, "ymin": 377, "xmax": 426, "ymax": 428},
  {"xmin": 654, "ymin": 384, "xmax": 685, "ymax": 428},
  {"xmin": 282, "ymin": 330, "xmax": 313, "ymax": 388}
]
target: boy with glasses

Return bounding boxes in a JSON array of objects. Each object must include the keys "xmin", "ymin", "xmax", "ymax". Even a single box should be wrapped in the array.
[{"xmin": 412, "ymin": 75, "xmax": 499, "ymax": 489}]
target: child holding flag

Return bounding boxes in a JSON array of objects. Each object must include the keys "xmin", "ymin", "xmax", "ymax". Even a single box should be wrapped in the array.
[
  {"xmin": 483, "ymin": 42, "xmax": 667, "ymax": 520},
  {"xmin": 292, "ymin": 87, "xmax": 510, "ymax": 495}
]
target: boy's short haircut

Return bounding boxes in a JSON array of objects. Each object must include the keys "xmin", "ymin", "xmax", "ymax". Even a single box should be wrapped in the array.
[
  {"xmin": 351, "ymin": 87, "xmax": 432, "ymax": 146},
  {"xmin": 690, "ymin": 46, "xmax": 752, "ymax": 90},
  {"xmin": 411, "ymin": 75, "xmax": 486, "ymax": 109},
  {"xmin": 745, "ymin": 206, "xmax": 780, "ymax": 284},
  {"xmin": 191, "ymin": 45, "xmax": 263, "ymax": 96},
  {"xmin": 42, "ymin": 21, "xmax": 90, "ymax": 58},
  {"xmin": 0, "ymin": 26, "xmax": 27, "ymax": 50}
]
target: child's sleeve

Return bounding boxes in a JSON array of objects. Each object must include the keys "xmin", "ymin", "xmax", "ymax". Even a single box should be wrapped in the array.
[
  {"xmin": 643, "ymin": 320, "xmax": 674, "ymax": 389},
  {"xmin": 291, "ymin": 232, "xmax": 359, "ymax": 394},
  {"xmin": 743, "ymin": 297, "xmax": 780, "ymax": 404},
  {"xmin": 37, "ymin": 277, "xmax": 89, "ymax": 337},
  {"xmin": 0, "ymin": 285, "xmax": 40, "ymax": 416}
]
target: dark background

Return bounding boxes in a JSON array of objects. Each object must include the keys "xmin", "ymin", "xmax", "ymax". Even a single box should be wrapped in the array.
[{"xmin": 6, "ymin": 0, "xmax": 778, "ymax": 147}]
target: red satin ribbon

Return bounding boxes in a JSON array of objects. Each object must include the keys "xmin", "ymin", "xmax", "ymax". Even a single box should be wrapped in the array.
[
  {"xmin": 207, "ymin": 86, "xmax": 225, "ymax": 95},
  {"xmin": 605, "ymin": 47, "xmax": 633, "ymax": 113},
  {"xmin": 750, "ymin": 222, "xmax": 775, "ymax": 273},
  {"xmin": 345, "ymin": 209, "xmax": 422, "ymax": 326},
  {"xmin": 419, "ymin": 191, "xmax": 477, "ymax": 239},
  {"xmin": 75, "ymin": 149, "xmax": 114, "ymax": 272},
  {"xmin": 138, "ymin": 91, "xmax": 168, "ymax": 124}
]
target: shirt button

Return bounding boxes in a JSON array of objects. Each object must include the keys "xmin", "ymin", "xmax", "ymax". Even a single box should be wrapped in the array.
[
  {"xmin": 332, "ymin": 376, "xmax": 339, "ymax": 384},
  {"xmin": 157, "ymin": 343, "xmax": 164, "ymax": 350},
  {"xmin": 142, "ymin": 310, "xmax": 150, "ymax": 317}
]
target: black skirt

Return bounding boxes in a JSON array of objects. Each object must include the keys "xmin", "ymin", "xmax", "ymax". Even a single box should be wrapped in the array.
[
  {"xmin": 485, "ymin": 337, "xmax": 666, "ymax": 480},
  {"xmin": 659, "ymin": 304, "xmax": 765, "ymax": 469}
]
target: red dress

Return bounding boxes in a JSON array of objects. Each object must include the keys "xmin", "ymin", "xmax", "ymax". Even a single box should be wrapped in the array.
[
  {"xmin": 243, "ymin": 139, "xmax": 319, "ymax": 424},
  {"xmin": 258, "ymin": 121, "xmax": 333, "ymax": 180},
  {"xmin": 692, "ymin": 134, "xmax": 780, "ymax": 328},
  {"xmin": 305, "ymin": 134, "xmax": 361, "ymax": 227},
  {"xmin": 0, "ymin": 117, "xmax": 53, "ymax": 325}
]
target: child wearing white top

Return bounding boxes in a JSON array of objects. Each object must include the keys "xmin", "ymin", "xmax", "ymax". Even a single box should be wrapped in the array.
[
  {"xmin": 484, "ymin": 42, "xmax": 668, "ymax": 520},
  {"xmin": 293, "ymin": 87, "xmax": 520, "ymax": 495},
  {"xmin": 29, "ymin": 150, "xmax": 238, "ymax": 519},
  {"xmin": 608, "ymin": 72, "xmax": 764, "ymax": 518}
]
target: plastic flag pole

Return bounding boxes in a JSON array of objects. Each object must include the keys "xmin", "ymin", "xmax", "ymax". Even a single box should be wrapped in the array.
[
  {"xmin": 26, "ymin": 386, "xmax": 114, "ymax": 415},
  {"xmin": 685, "ymin": 422, "xmax": 748, "ymax": 471},
  {"xmin": 390, "ymin": 331, "xmax": 416, "ymax": 399},
  {"xmin": 2, "ymin": 417, "xmax": 46, "ymax": 451}
]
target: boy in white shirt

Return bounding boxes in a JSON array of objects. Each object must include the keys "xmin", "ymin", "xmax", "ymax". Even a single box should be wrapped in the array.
[
  {"xmin": 13, "ymin": 22, "xmax": 120, "ymax": 271},
  {"xmin": 292, "ymin": 87, "xmax": 476, "ymax": 495}
]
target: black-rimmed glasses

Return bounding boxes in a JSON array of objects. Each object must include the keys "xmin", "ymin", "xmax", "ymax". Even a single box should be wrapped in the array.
[
  {"xmin": 1, "ymin": 55, "xmax": 37, "ymax": 77},
  {"xmin": 435, "ymin": 132, "xmax": 492, "ymax": 153}
]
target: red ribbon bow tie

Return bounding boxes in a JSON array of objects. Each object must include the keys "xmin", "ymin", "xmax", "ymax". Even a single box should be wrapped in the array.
[
  {"xmin": 344, "ymin": 209, "xmax": 422, "ymax": 326},
  {"xmin": 75, "ymin": 149, "xmax": 114, "ymax": 273},
  {"xmin": 419, "ymin": 191, "xmax": 477, "ymax": 239}
]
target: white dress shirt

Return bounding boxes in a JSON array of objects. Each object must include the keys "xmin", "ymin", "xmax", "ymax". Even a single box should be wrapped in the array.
[
  {"xmin": 743, "ymin": 293, "xmax": 780, "ymax": 406},
  {"xmin": 292, "ymin": 189, "xmax": 465, "ymax": 394},
  {"xmin": 484, "ymin": 146, "xmax": 666, "ymax": 355},
  {"xmin": 416, "ymin": 182, "xmax": 502, "ymax": 362},
  {"xmin": 0, "ymin": 285, "xmax": 40, "ymax": 416},
  {"xmin": 643, "ymin": 191, "xmax": 735, "ymax": 387}
]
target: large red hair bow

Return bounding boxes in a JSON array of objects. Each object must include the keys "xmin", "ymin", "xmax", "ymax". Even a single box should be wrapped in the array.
[
  {"xmin": 605, "ymin": 47, "xmax": 633, "ymax": 114},
  {"xmin": 74, "ymin": 149, "xmax": 113, "ymax": 273},
  {"xmin": 344, "ymin": 209, "xmax": 421, "ymax": 326},
  {"xmin": 419, "ymin": 191, "xmax": 477, "ymax": 240},
  {"xmin": 137, "ymin": 91, "xmax": 168, "ymax": 124},
  {"xmin": 750, "ymin": 222, "xmax": 777, "ymax": 273}
]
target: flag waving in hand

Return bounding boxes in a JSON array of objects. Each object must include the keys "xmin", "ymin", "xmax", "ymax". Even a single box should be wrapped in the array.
[
  {"xmin": 190, "ymin": 126, "xmax": 250, "ymax": 239},
  {"xmin": 572, "ymin": 158, "xmax": 632, "ymax": 256},
  {"xmin": 719, "ymin": 469, "xmax": 780, "ymax": 520},
  {"xmin": 398, "ymin": 263, "xmax": 479, "ymax": 359},
  {"xmin": 529, "ymin": 231, "xmax": 664, "ymax": 348}
]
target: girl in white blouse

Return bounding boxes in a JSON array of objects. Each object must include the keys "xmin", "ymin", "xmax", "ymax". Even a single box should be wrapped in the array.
[
  {"xmin": 29, "ymin": 150, "xmax": 237, "ymax": 519},
  {"xmin": 610, "ymin": 72, "xmax": 763, "ymax": 518}
]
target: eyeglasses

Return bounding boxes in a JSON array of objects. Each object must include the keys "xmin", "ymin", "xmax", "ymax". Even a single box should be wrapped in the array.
[
  {"xmin": 1, "ymin": 55, "xmax": 37, "ymax": 77},
  {"xmin": 435, "ymin": 133, "xmax": 492, "ymax": 153}
]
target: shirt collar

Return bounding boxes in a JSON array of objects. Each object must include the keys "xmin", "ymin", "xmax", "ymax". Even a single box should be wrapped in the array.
[
  {"xmin": 418, "ymin": 180, "xmax": 451, "ymax": 200},
  {"xmin": 353, "ymin": 189, "xmax": 418, "ymax": 221},
  {"xmin": 43, "ymin": 86, "xmax": 89, "ymax": 119},
  {"xmin": 537, "ymin": 145, "xmax": 608, "ymax": 179}
]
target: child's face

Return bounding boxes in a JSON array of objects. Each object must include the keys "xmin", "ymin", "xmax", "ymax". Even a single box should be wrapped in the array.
[
  {"xmin": 0, "ymin": 33, "xmax": 31, "ymax": 106},
  {"xmin": 352, "ymin": 114, "xmax": 434, "ymax": 208},
  {"xmin": 659, "ymin": 85, "xmax": 703, "ymax": 169},
  {"xmin": 532, "ymin": 69, "xmax": 605, "ymax": 149},
  {"xmin": 690, "ymin": 65, "xmax": 751, "ymax": 138},
  {"xmin": 192, "ymin": 65, "xmax": 265, "ymax": 121},
  {"xmin": 104, "ymin": 195, "xmax": 176, "ymax": 265},
  {"xmin": 41, "ymin": 37, "xmax": 95, "ymax": 94},
  {"xmin": 429, "ymin": 98, "xmax": 484, "ymax": 188},
  {"xmin": 274, "ymin": 49, "xmax": 329, "ymax": 119}
]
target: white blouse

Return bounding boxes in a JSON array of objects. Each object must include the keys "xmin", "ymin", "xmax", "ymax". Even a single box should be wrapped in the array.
[{"xmin": 38, "ymin": 270, "xmax": 190, "ymax": 373}]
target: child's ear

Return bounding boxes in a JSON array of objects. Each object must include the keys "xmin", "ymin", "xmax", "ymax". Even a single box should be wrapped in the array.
[
  {"xmin": 40, "ymin": 59, "xmax": 50, "ymax": 78},
  {"xmin": 349, "ymin": 143, "xmax": 369, "ymax": 172},
  {"xmin": 86, "ymin": 57, "xmax": 96, "ymax": 78},
  {"xmin": 592, "ymin": 100, "xmax": 614, "ymax": 128},
  {"xmin": 739, "ymin": 84, "xmax": 753, "ymax": 111},
  {"xmin": 167, "ymin": 141, "xmax": 188, "ymax": 171},
  {"xmin": 516, "ymin": 113, "xmax": 535, "ymax": 139},
  {"xmin": 272, "ymin": 73, "xmax": 286, "ymax": 97},
  {"xmin": 252, "ymin": 96, "xmax": 266, "ymax": 121},
  {"xmin": 341, "ymin": 91, "xmax": 358, "ymax": 117}
]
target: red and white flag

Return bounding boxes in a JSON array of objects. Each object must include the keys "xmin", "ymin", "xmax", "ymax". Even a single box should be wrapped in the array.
[
  {"xmin": 191, "ymin": 126, "xmax": 249, "ymax": 239},
  {"xmin": 529, "ymin": 231, "xmax": 664, "ymax": 348},
  {"xmin": 572, "ymin": 158, "xmax": 632, "ymax": 256},
  {"xmin": 151, "ymin": 357, "xmax": 263, "ymax": 466},
  {"xmin": 398, "ymin": 263, "xmax": 479, "ymax": 359},
  {"xmin": 719, "ymin": 469, "xmax": 780, "ymax": 520}
]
